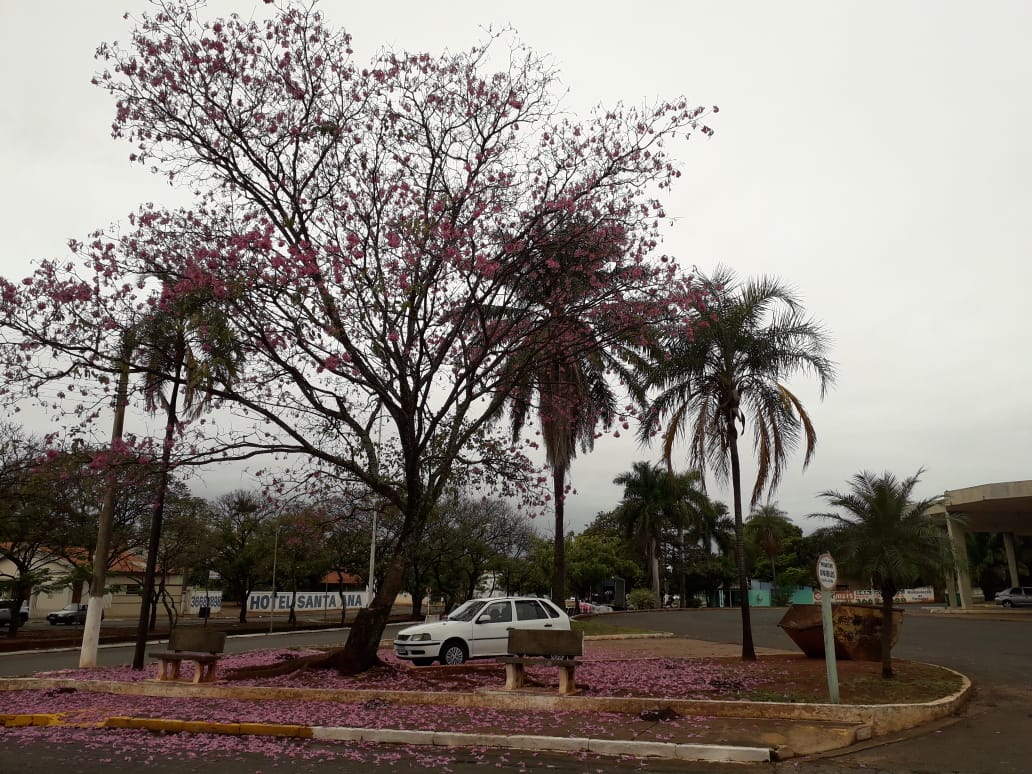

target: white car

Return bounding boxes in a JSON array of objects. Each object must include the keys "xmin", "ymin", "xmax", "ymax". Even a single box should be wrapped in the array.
[{"xmin": 393, "ymin": 596, "xmax": 572, "ymax": 666}]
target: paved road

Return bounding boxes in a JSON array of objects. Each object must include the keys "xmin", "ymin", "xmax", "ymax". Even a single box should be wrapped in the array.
[
  {"xmin": 619, "ymin": 607, "xmax": 1032, "ymax": 774},
  {"xmin": 0, "ymin": 622, "xmax": 407, "ymax": 676},
  {"xmin": 4, "ymin": 608, "xmax": 1030, "ymax": 773}
]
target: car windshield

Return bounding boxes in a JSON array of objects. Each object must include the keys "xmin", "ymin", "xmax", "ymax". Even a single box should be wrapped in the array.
[{"xmin": 446, "ymin": 600, "xmax": 488, "ymax": 622}]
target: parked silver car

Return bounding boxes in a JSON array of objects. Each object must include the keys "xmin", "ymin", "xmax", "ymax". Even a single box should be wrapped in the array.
[
  {"xmin": 995, "ymin": 587, "xmax": 1032, "ymax": 608},
  {"xmin": 0, "ymin": 600, "xmax": 29, "ymax": 624},
  {"xmin": 47, "ymin": 603, "xmax": 90, "ymax": 625},
  {"xmin": 394, "ymin": 596, "xmax": 571, "ymax": 666}
]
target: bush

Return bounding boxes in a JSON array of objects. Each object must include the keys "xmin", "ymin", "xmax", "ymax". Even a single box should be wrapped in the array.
[{"xmin": 627, "ymin": 588, "xmax": 658, "ymax": 610}]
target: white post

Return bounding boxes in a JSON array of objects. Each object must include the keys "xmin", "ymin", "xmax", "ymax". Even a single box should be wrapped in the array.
[
  {"xmin": 817, "ymin": 553, "xmax": 840, "ymax": 704},
  {"xmin": 269, "ymin": 526, "xmax": 280, "ymax": 634},
  {"xmin": 366, "ymin": 507, "xmax": 377, "ymax": 605}
]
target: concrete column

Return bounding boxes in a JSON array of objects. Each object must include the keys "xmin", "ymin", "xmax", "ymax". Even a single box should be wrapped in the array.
[
  {"xmin": 1003, "ymin": 532, "xmax": 1020, "ymax": 588},
  {"xmin": 943, "ymin": 571, "xmax": 958, "ymax": 608},
  {"xmin": 946, "ymin": 516, "xmax": 974, "ymax": 609}
]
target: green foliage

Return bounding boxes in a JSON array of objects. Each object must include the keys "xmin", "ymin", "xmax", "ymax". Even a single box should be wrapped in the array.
[
  {"xmin": 966, "ymin": 532, "xmax": 1029, "ymax": 598},
  {"xmin": 813, "ymin": 468, "xmax": 956, "ymax": 677},
  {"xmin": 743, "ymin": 503, "xmax": 802, "ymax": 583},
  {"xmin": 566, "ymin": 532, "xmax": 638, "ymax": 600},
  {"xmin": 614, "ymin": 462, "xmax": 704, "ymax": 606},
  {"xmin": 772, "ymin": 566, "xmax": 809, "ymax": 605},
  {"xmin": 627, "ymin": 587, "xmax": 658, "ymax": 610}
]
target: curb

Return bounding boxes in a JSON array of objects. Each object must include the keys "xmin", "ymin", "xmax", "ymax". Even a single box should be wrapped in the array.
[
  {"xmin": 0, "ymin": 666, "xmax": 970, "ymax": 761},
  {"xmin": 0, "ymin": 713, "xmax": 772, "ymax": 763}
]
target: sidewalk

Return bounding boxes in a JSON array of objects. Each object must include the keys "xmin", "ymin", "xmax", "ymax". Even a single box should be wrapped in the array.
[{"xmin": 0, "ymin": 635, "xmax": 971, "ymax": 765}]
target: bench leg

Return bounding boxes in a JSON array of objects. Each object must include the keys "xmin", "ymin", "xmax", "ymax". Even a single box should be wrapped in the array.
[
  {"xmin": 156, "ymin": 658, "xmax": 182, "ymax": 682},
  {"xmin": 504, "ymin": 662, "xmax": 526, "ymax": 690},
  {"xmin": 558, "ymin": 665, "xmax": 576, "ymax": 695},
  {"xmin": 194, "ymin": 661, "xmax": 218, "ymax": 684}
]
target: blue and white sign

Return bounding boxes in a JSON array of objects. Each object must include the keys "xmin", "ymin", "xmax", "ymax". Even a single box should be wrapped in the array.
[
  {"xmin": 817, "ymin": 554, "xmax": 838, "ymax": 591},
  {"xmin": 246, "ymin": 591, "xmax": 367, "ymax": 612}
]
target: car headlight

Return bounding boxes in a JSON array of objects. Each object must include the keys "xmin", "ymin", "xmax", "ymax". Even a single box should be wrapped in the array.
[{"xmin": 409, "ymin": 632, "xmax": 430, "ymax": 642}]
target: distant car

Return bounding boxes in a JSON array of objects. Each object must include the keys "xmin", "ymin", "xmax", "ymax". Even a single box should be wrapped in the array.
[
  {"xmin": 393, "ymin": 596, "xmax": 572, "ymax": 666},
  {"xmin": 0, "ymin": 600, "xmax": 29, "ymax": 625},
  {"xmin": 47, "ymin": 603, "xmax": 91, "ymax": 625},
  {"xmin": 995, "ymin": 587, "xmax": 1032, "ymax": 608}
]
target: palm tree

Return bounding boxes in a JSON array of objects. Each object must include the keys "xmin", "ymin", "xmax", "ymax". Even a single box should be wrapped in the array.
[
  {"xmin": 812, "ymin": 469, "xmax": 956, "ymax": 678},
  {"xmin": 497, "ymin": 223, "xmax": 645, "ymax": 608},
  {"xmin": 130, "ymin": 289, "xmax": 243, "ymax": 669},
  {"xmin": 744, "ymin": 502, "xmax": 799, "ymax": 586},
  {"xmin": 640, "ymin": 267, "xmax": 835, "ymax": 659},
  {"xmin": 614, "ymin": 461, "xmax": 695, "ymax": 606}
]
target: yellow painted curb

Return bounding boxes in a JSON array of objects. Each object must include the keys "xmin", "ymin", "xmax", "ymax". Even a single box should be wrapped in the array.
[
  {"xmin": 0, "ymin": 713, "xmax": 61, "ymax": 727},
  {"xmin": 102, "ymin": 717, "xmax": 311, "ymax": 738}
]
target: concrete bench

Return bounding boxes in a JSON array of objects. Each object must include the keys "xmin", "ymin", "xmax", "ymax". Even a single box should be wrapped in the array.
[
  {"xmin": 497, "ymin": 628, "xmax": 583, "ymax": 695},
  {"xmin": 150, "ymin": 628, "xmax": 227, "ymax": 684}
]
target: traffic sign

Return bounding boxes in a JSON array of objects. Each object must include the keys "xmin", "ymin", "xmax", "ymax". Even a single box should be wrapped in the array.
[{"xmin": 817, "ymin": 553, "xmax": 838, "ymax": 591}]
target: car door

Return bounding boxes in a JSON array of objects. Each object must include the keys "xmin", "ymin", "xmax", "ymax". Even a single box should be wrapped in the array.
[
  {"xmin": 514, "ymin": 599, "xmax": 556, "ymax": 632},
  {"xmin": 469, "ymin": 600, "xmax": 514, "ymax": 657}
]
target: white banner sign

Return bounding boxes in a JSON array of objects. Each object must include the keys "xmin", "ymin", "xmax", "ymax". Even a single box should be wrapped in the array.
[
  {"xmin": 814, "ymin": 586, "xmax": 935, "ymax": 604},
  {"xmin": 246, "ymin": 591, "xmax": 367, "ymax": 612},
  {"xmin": 189, "ymin": 590, "xmax": 223, "ymax": 611}
]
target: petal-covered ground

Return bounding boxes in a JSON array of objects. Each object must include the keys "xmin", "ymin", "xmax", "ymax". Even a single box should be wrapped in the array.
[
  {"xmin": 28, "ymin": 644, "xmax": 781, "ymax": 697},
  {"xmin": 1, "ymin": 640, "xmax": 963, "ymax": 770},
  {"xmin": 25, "ymin": 642, "xmax": 956, "ymax": 703}
]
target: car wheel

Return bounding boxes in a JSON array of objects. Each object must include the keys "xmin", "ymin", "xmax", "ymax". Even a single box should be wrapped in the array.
[
  {"xmin": 1002, "ymin": 600, "xmax": 1014, "ymax": 608},
  {"xmin": 49, "ymin": 620, "xmax": 57, "ymax": 626},
  {"xmin": 440, "ymin": 640, "xmax": 468, "ymax": 665},
  {"xmin": 412, "ymin": 658, "xmax": 434, "ymax": 667}
]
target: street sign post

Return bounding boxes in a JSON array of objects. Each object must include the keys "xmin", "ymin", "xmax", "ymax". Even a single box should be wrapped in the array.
[{"xmin": 817, "ymin": 553, "xmax": 841, "ymax": 703}]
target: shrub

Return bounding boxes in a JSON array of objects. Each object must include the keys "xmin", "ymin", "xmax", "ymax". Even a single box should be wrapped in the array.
[{"xmin": 627, "ymin": 588, "xmax": 658, "ymax": 610}]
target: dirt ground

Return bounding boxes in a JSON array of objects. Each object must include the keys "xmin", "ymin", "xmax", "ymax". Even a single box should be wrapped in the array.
[{"xmin": 582, "ymin": 635, "xmax": 962, "ymax": 704}]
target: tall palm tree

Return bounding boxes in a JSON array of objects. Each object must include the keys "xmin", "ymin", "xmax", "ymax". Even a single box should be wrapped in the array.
[
  {"xmin": 130, "ymin": 289, "xmax": 243, "ymax": 669},
  {"xmin": 813, "ymin": 469, "xmax": 956, "ymax": 678},
  {"xmin": 497, "ymin": 223, "xmax": 644, "ymax": 608},
  {"xmin": 640, "ymin": 267, "xmax": 835, "ymax": 660},
  {"xmin": 614, "ymin": 461, "xmax": 695, "ymax": 606}
]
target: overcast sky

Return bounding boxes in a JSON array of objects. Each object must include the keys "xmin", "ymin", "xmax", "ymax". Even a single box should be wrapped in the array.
[{"xmin": 2, "ymin": 1, "xmax": 1030, "ymax": 534}]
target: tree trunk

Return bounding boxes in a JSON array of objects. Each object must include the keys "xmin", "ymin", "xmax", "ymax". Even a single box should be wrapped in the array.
[
  {"xmin": 728, "ymin": 412, "xmax": 756, "ymax": 660},
  {"xmin": 880, "ymin": 583, "xmax": 897, "ymax": 679},
  {"xmin": 649, "ymin": 537, "xmax": 661, "ymax": 606},
  {"xmin": 324, "ymin": 554, "xmax": 406, "ymax": 673},
  {"xmin": 410, "ymin": 589, "xmax": 424, "ymax": 619},
  {"xmin": 131, "ymin": 361, "xmax": 181, "ymax": 670},
  {"xmin": 550, "ymin": 464, "xmax": 567, "ymax": 609},
  {"xmin": 237, "ymin": 583, "xmax": 248, "ymax": 623},
  {"xmin": 81, "ymin": 344, "xmax": 131, "ymax": 667}
]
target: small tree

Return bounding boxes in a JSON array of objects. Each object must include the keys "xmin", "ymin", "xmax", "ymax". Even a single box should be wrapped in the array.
[
  {"xmin": 208, "ymin": 492, "xmax": 276, "ymax": 623},
  {"xmin": 812, "ymin": 469, "xmax": 956, "ymax": 678},
  {"xmin": 744, "ymin": 502, "xmax": 801, "ymax": 585}
]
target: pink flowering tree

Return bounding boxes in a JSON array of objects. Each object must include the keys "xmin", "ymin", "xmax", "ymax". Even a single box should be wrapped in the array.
[{"xmin": 2, "ymin": 2, "xmax": 714, "ymax": 672}]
